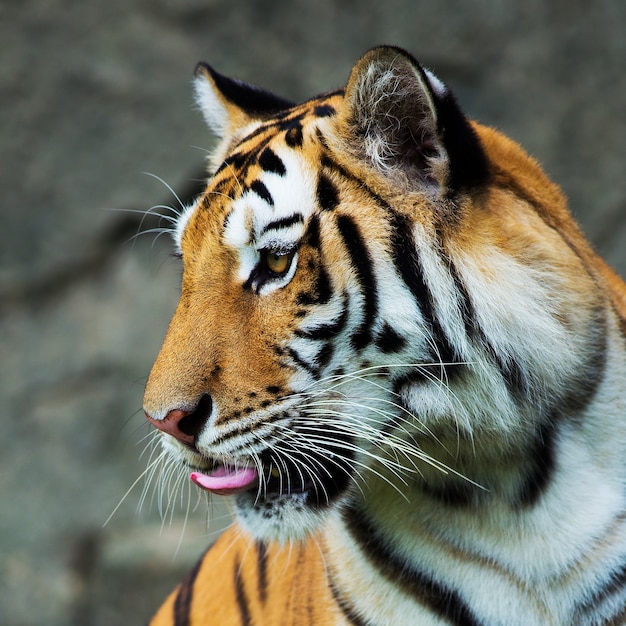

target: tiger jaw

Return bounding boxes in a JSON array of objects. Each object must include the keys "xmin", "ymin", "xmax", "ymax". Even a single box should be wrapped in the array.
[
  {"xmin": 158, "ymin": 419, "xmax": 359, "ymax": 535},
  {"xmin": 183, "ymin": 451, "xmax": 352, "ymax": 505}
]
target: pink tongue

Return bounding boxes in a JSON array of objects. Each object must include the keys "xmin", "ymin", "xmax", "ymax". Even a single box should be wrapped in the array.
[{"xmin": 190, "ymin": 466, "xmax": 259, "ymax": 496}]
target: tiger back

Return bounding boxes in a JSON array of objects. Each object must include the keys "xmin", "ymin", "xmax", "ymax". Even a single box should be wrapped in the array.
[{"xmin": 143, "ymin": 46, "xmax": 626, "ymax": 625}]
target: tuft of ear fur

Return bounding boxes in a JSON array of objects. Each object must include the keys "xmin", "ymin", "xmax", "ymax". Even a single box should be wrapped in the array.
[
  {"xmin": 338, "ymin": 46, "xmax": 488, "ymax": 194},
  {"xmin": 193, "ymin": 63, "xmax": 294, "ymax": 160}
]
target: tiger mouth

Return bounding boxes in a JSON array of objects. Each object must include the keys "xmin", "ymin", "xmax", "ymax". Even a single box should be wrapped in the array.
[
  {"xmin": 189, "ymin": 461, "xmax": 319, "ymax": 498},
  {"xmin": 190, "ymin": 464, "xmax": 259, "ymax": 496},
  {"xmin": 188, "ymin": 453, "xmax": 350, "ymax": 505}
]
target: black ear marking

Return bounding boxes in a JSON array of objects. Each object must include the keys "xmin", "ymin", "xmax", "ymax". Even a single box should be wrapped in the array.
[
  {"xmin": 341, "ymin": 46, "xmax": 489, "ymax": 193},
  {"xmin": 195, "ymin": 62, "xmax": 294, "ymax": 118},
  {"xmin": 431, "ymin": 85, "xmax": 490, "ymax": 191}
]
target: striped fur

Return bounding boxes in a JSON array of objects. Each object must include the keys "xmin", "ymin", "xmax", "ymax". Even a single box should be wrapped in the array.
[{"xmin": 144, "ymin": 47, "xmax": 626, "ymax": 625}]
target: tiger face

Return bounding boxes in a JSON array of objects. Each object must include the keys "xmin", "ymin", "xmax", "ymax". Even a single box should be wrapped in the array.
[{"xmin": 143, "ymin": 47, "xmax": 606, "ymax": 544}]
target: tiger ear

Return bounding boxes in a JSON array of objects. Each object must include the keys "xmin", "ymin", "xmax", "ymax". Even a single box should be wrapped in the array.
[
  {"xmin": 193, "ymin": 63, "xmax": 294, "ymax": 141},
  {"xmin": 338, "ymin": 46, "xmax": 488, "ymax": 194}
]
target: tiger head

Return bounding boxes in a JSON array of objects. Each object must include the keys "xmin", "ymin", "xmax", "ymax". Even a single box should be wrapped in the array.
[{"xmin": 143, "ymin": 47, "xmax": 606, "ymax": 543}]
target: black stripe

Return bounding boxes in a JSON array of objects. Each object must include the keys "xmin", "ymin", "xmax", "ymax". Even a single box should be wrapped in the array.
[
  {"xmin": 316, "ymin": 128, "xmax": 330, "ymax": 149},
  {"xmin": 320, "ymin": 153, "xmax": 394, "ymax": 213},
  {"xmin": 516, "ymin": 313, "xmax": 606, "ymax": 508},
  {"xmin": 313, "ymin": 263, "xmax": 333, "ymax": 305},
  {"xmin": 448, "ymin": 258, "xmax": 532, "ymax": 400},
  {"xmin": 447, "ymin": 260, "xmax": 480, "ymax": 342},
  {"xmin": 389, "ymin": 212, "xmax": 460, "ymax": 371},
  {"xmin": 234, "ymin": 557, "xmax": 252, "ymax": 626},
  {"xmin": 488, "ymin": 344, "xmax": 531, "ymax": 402},
  {"xmin": 288, "ymin": 347, "xmax": 321, "ymax": 379},
  {"xmin": 317, "ymin": 173, "xmax": 340, "ymax": 211},
  {"xmin": 173, "ymin": 551, "xmax": 205, "ymax": 626},
  {"xmin": 344, "ymin": 505, "xmax": 481, "ymax": 626},
  {"xmin": 329, "ymin": 577, "xmax": 372, "ymax": 626},
  {"xmin": 258, "ymin": 147, "xmax": 286, "ymax": 176},
  {"xmin": 374, "ymin": 323, "xmax": 407, "ymax": 353},
  {"xmin": 516, "ymin": 415, "xmax": 558, "ymax": 508},
  {"xmin": 282, "ymin": 118, "xmax": 304, "ymax": 147},
  {"xmin": 317, "ymin": 342, "xmax": 334, "ymax": 369},
  {"xmin": 305, "ymin": 214, "xmax": 321, "ymax": 249},
  {"xmin": 576, "ymin": 560, "xmax": 626, "ymax": 618},
  {"xmin": 261, "ymin": 213, "xmax": 303, "ymax": 235},
  {"xmin": 560, "ymin": 309, "xmax": 607, "ymax": 418},
  {"xmin": 250, "ymin": 179, "xmax": 274, "ymax": 206},
  {"xmin": 214, "ymin": 150, "xmax": 249, "ymax": 177},
  {"xmin": 432, "ymin": 85, "xmax": 490, "ymax": 192},
  {"xmin": 234, "ymin": 109, "xmax": 305, "ymax": 148},
  {"xmin": 314, "ymin": 103, "xmax": 337, "ymax": 118},
  {"xmin": 297, "ymin": 263, "xmax": 333, "ymax": 307},
  {"xmin": 420, "ymin": 479, "xmax": 479, "ymax": 508},
  {"xmin": 619, "ymin": 314, "xmax": 626, "ymax": 342},
  {"xmin": 207, "ymin": 177, "xmax": 237, "ymax": 203},
  {"xmin": 256, "ymin": 541, "xmax": 268, "ymax": 605},
  {"xmin": 295, "ymin": 300, "xmax": 349, "ymax": 341},
  {"xmin": 336, "ymin": 215, "xmax": 378, "ymax": 350}
]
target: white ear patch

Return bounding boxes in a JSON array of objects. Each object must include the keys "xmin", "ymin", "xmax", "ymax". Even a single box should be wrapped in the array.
[
  {"xmin": 193, "ymin": 74, "xmax": 229, "ymax": 138},
  {"xmin": 422, "ymin": 68, "xmax": 448, "ymax": 98}
]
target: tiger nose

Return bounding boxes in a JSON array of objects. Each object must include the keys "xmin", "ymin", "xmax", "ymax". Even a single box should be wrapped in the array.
[{"xmin": 145, "ymin": 395, "xmax": 213, "ymax": 446}]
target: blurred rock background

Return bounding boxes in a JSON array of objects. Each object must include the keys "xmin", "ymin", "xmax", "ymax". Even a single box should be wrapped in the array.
[{"xmin": 1, "ymin": 1, "xmax": 625, "ymax": 624}]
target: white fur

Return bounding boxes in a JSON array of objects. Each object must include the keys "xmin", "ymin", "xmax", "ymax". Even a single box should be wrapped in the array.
[{"xmin": 193, "ymin": 73, "xmax": 229, "ymax": 138}]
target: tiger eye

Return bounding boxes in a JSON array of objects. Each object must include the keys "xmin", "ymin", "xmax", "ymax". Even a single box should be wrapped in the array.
[{"xmin": 265, "ymin": 250, "xmax": 291, "ymax": 275}]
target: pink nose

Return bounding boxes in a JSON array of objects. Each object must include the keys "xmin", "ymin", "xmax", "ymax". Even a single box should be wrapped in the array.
[
  {"xmin": 145, "ymin": 395, "xmax": 212, "ymax": 446},
  {"xmin": 145, "ymin": 408, "xmax": 196, "ymax": 445}
]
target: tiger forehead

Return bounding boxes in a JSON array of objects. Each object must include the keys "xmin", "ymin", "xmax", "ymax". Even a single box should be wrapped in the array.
[
  {"xmin": 211, "ymin": 92, "xmax": 343, "ymax": 193},
  {"xmin": 178, "ymin": 98, "xmax": 347, "ymax": 260}
]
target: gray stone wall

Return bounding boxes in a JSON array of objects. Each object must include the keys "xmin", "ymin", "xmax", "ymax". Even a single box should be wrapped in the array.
[{"xmin": 2, "ymin": 1, "xmax": 625, "ymax": 624}]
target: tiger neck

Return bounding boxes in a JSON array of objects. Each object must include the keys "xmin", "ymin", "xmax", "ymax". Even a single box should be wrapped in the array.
[{"xmin": 321, "ymin": 310, "xmax": 626, "ymax": 619}]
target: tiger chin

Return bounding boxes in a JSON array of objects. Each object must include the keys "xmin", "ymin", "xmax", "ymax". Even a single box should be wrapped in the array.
[{"xmin": 142, "ymin": 46, "xmax": 626, "ymax": 625}]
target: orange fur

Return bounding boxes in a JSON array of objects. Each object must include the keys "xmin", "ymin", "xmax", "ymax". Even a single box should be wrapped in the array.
[
  {"xmin": 149, "ymin": 528, "xmax": 347, "ymax": 625},
  {"xmin": 142, "ymin": 47, "xmax": 626, "ymax": 625}
]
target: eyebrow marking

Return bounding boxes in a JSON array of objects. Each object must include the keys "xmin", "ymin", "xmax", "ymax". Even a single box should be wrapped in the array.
[
  {"xmin": 258, "ymin": 147, "xmax": 287, "ymax": 176},
  {"xmin": 250, "ymin": 179, "xmax": 274, "ymax": 206},
  {"xmin": 260, "ymin": 213, "xmax": 304, "ymax": 235}
]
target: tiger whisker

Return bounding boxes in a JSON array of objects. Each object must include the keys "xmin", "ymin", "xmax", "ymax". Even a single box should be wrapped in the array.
[
  {"xmin": 173, "ymin": 476, "xmax": 199, "ymax": 559},
  {"xmin": 126, "ymin": 227, "xmax": 177, "ymax": 248},
  {"xmin": 292, "ymin": 412, "xmax": 484, "ymax": 489},
  {"xmin": 142, "ymin": 172, "xmax": 188, "ymax": 213},
  {"xmin": 278, "ymin": 434, "xmax": 368, "ymax": 500},
  {"xmin": 280, "ymin": 427, "xmax": 413, "ymax": 501},
  {"xmin": 222, "ymin": 161, "xmax": 246, "ymax": 197},
  {"xmin": 302, "ymin": 397, "xmax": 425, "ymax": 438},
  {"xmin": 104, "ymin": 453, "xmax": 166, "ymax": 527},
  {"xmin": 108, "ymin": 205, "xmax": 181, "ymax": 221},
  {"xmin": 274, "ymin": 435, "xmax": 338, "ymax": 502},
  {"xmin": 139, "ymin": 446, "xmax": 171, "ymax": 514},
  {"xmin": 136, "ymin": 429, "xmax": 162, "ymax": 456},
  {"xmin": 272, "ymin": 440, "xmax": 331, "ymax": 503}
]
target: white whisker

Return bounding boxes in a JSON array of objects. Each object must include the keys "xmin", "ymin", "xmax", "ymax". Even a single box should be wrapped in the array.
[
  {"xmin": 104, "ymin": 454, "xmax": 165, "ymax": 527},
  {"xmin": 143, "ymin": 172, "xmax": 187, "ymax": 212}
]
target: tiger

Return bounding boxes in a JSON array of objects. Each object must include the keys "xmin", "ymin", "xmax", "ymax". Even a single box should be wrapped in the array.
[{"xmin": 142, "ymin": 45, "xmax": 626, "ymax": 625}]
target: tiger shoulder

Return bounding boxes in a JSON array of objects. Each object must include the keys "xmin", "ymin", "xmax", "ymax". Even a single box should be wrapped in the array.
[{"xmin": 142, "ymin": 46, "xmax": 626, "ymax": 625}]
